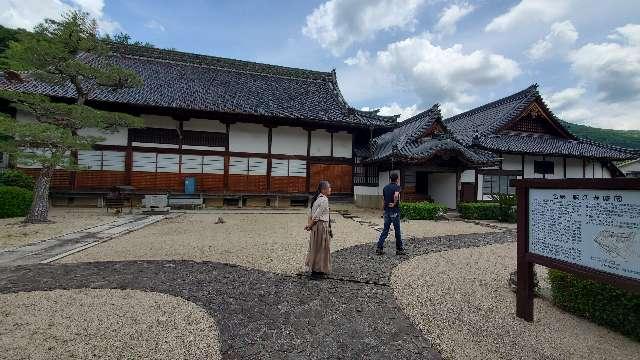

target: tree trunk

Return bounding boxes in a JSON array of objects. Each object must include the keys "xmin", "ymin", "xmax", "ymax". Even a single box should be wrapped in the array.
[{"xmin": 24, "ymin": 167, "xmax": 53, "ymax": 224}]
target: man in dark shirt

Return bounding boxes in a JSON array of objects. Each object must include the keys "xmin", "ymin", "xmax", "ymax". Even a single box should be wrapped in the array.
[{"xmin": 376, "ymin": 172, "xmax": 405, "ymax": 255}]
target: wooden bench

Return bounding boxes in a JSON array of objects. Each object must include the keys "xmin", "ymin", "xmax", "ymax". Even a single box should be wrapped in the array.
[{"xmin": 169, "ymin": 194, "xmax": 204, "ymax": 209}]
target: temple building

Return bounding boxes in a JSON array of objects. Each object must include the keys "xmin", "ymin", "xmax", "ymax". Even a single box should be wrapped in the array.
[{"xmin": 0, "ymin": 45, "xmax": 637, "ymax": 208}]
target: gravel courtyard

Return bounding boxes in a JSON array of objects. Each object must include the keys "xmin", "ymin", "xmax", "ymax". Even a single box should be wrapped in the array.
[
  {"xmin": 392, "ymin": 242, "xmax": 640, "ymax": 360},
  {"xmin": 0, "ymin": 289, "xmax": 221, "ymax": 360},
  {"xmin": 1, "ymin": 210, "xmax": 637, "ymax": 359},
  {"xmin": 0, "ymin": 208, "xmax": 117, "ymax": 250}
]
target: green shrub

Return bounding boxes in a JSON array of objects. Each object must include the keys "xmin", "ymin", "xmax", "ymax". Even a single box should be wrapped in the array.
[
  {"xmin": 0, "ymin": 186, "xmax": 33, "ymax": 218},
  {"xmin": 548, "ymin": 269, "xmax": 640, "ymax": 341},
  {"xmin": 491, "ymin": 193, "xmax": 517, "ymax": 222},
  {"xmin": 458, "ymin": 202, "xmax": 501, "ymax": 220},
  {"xmin": 400, "ymin": 201, "xmax": 447, "ymax": 220},
  {"xmin": 0, "ymin": 169, "xmax": 35, "ymax": 190}
]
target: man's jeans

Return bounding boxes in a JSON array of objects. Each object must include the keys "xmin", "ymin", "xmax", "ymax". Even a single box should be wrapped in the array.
[{"xmin": 377, "ymin": 210, "xmax": 403, "ymax": 250}]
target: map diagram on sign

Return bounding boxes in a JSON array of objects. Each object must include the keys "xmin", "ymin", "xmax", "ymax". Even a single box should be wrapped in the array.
[{"xmin": 594, "ymin": 229, "xmax": 640, "ymax": 261}]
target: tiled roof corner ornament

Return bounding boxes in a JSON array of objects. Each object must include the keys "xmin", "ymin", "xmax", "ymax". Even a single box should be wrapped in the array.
[{"xmin": 3, "ymin": 70, "xmax": 24, "ymax": 83}]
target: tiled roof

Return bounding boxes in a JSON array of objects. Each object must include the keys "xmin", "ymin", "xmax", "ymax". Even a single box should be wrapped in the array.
[
  {"xmin": 445, "ymin": 84, "xmax": 638, "ymax": 161},
  {"xmin": 368, "ymin": 105, "xmax": 497, "ymax": 166},
  {"xmin": 0, "ymin": 43, "xmax": 397, "ymax": 129},
  {"xmin": 476, "ymin": 133, "xmax": 639, "ymax": 160}
]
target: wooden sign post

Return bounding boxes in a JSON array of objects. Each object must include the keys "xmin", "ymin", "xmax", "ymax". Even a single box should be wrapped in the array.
[{"xmin": 514, "ymin": 178, "xmax": 640, "ymax": 322}]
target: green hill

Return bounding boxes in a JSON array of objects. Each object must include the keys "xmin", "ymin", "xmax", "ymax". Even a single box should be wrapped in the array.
[{"xmin": 562, "ymin": 121, "xmax": 640, "ymax": 150}]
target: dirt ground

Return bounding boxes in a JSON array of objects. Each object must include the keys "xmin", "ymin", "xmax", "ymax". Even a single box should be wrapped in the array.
[
  {"xmin": 0, "ymin": 207, "xmax": 119, "ymax": 251},
  {"xmin": 392, "ymin": 242, "xmax": 640, "ymax": 360},
  {"xmin": 0, "ymin": 289, "xmax": 220, "ymax": 360}
]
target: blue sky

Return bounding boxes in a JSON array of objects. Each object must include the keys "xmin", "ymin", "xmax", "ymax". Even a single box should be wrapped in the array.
[{"xmin": 1, "ymin": 0, "xmax": 639, "ymax": 130}]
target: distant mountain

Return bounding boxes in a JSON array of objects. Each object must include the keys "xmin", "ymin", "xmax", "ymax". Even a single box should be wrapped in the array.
[{"xmin": 562, "ymin": 121, "xmax": 640, "ymax": 150}]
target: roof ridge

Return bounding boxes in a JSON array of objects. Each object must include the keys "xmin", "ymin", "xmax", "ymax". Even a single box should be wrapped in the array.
[
  {"xmin": 107, "ymin": 42, "xmax": 334, "ymax": 82},
  {"xmin": 445, "ymin": 84, "xmax": 538, "ymax": 124},
  {"xmin": 400, "ymin": 103, "xmax": 441, "ymax": 125}
]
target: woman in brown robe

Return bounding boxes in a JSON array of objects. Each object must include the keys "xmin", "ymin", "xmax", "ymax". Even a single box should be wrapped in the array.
[{"xmin": 305, "ymin": 180, "xmax": 332, "ymax": 279}]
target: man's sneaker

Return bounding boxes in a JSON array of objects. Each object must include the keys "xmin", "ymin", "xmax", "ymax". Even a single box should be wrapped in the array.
[
  {"xmin": 376, "ymin": 247, "xmax": 385, "ymax": 255},
  {"xmin": 396, "ymin": 249, "xmax": 407, "ymax": 256}
]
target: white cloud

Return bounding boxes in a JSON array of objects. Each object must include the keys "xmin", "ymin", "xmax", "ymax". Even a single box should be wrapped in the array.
[
  {"xmin": 145, "ymin": 19, "xmax": 166, "ymax": 32},
  {"xmin": 434, "ymin": 2, "xmax": 475, "ymax": 37},
  {"xmin": 485, "ymin": 0, "xmax": 573, "ymax": 32},
  {"xmin": 527, "ymin": 20, "xmax": 578, "ymax": 60},
  {"xmin": 362, "ymin": 103, "xmax": 420, "ymax": 121},
  {"xmin": 0, "ymin": 0, "xmax": 121, "ymax": 34},
  {"xmin": 568, "ymin": 24, "xmax": 640, "ymax": 103},
  {"xmin": 302, "ymin": 0, "xmax": 425, "ymax": 56},
  {"xmin": 341, "ymin": 35, "xmax": 520, "ymax": 114},
  {"xmin": 545, "ymin": 86, "xmax": 586, "ymax": 109}
]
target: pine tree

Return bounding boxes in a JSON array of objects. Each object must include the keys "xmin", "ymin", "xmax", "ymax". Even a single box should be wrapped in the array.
[{"xmin": 0, "ymin": 11, "xmax": 143, "ymax": 223}]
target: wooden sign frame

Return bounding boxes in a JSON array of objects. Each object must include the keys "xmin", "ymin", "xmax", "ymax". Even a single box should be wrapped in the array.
[{"xmin": 513, "ymin": 178, "xmax": 640, "ymax": 322}]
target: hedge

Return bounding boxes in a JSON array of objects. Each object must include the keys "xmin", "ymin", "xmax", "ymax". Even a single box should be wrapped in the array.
[
  {"xmin": 400, "ymin": 202, "xmax": 447, "ymax": 220},
  {"xmin": 0, "ymin": 169, "xmax": 35, "ymax": 190},
  {"xmin": 0, "ymin": 186, "xmax": 33, "ymax": 218},
  {"xmin": 458, "ymin": 202, "xmax": 501, "ymax": 220},
  {"xmin": 548, "ymin": 269, "xmax": 640, "ymax": 341}
]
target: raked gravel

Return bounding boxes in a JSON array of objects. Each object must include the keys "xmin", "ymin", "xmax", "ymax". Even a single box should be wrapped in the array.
[
  {"xmin": 391, "ymin": 242, "xmax": 640, "ymax": 360},
  {"xmin": 0, "ymin": 288, "xmax": 221, "ymax": 360},
  {"xmin": 60, "ymin": 213, "xmax": 381, "ymax": 274}
]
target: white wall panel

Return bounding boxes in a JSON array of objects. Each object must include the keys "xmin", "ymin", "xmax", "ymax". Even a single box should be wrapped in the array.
[
  {"xmin": 229, "ymin": 123, "xmax": 268, "ymax": 153},
  {"xmin": 547, "ymin": 157, "xmax": 564, "ymax": 179},
  {"xmin": 603, "ymin": 166, "xmax": 612, "ymax": 178},
  {"xmin": 141, "ymin": 114, "xmax": 177, "ymax": 129},
  {"xmin": 102, "ymin": 151, "xmax": 125, "ymax": 171},
  {"xmin": 523, "ymin": 156, "xmax": 544, "ymax": 178},
  {"xmin": 248, "ymin": 158, "xmax": 267, "ymax": 176},
  {"xmin": 566, "ymin": 158, "xmax": 583, "ymax": 178},
  {"xmin": 333, "ymin": 132, "xmax": 352, "ymax": 158},
  {"xmin": 183, "ymin": 118, "xmax": 226, "ymax": 132},
  {"xmin": 133, "ymin": 152, "xmax": 156, "ymax": 172},
  {"xmin": 289, "ymin": 160, "xmax": 307, "ymax": 177},
  {"xmin": 428, "ymin": 173, "xmax": 457, "ymax": 209},
  {"xmin": 271, "ymin": 159, "xmax": 289, "ymax": 176},
  {"xmin": 272, "ymin": 127, "xmax": 307, "ymax": 155},
  {"xmin": 182, "ymin": 145, "xmax": 225, "ymax": 151},
  {"xmin": 502, "ymin": 154, "xmax": 522, "ymax": 171},
  {"xmin": 181, "ymin": 155, "xmax": 203, "ymax": 173},
  {"xmin": 78, "ymin": 150, "xmax": 102, "ymax": 170},
  {"xmin": 354, "ymin": 186, "xmax": 380, "ymax": 196},
  {"xmin": 310, "ymin": 130, "xmax": 331, "ymax": 156},
  {"xmin": 584, "ymin": 159, "xmax": 595, "ymax": 178},
  {"xmin": 156, "ymin": 154, "xmax": 179, "ymax": 173},
  {"xmin": 476, "ymin": 174, "xmax": 484, "ymax": 200},
  {"xmin": 132, "ymin": 142, "xmax": 179, "ymax": 149},
  {"xmin": 229, "ymin": 157, "xmax": 248, "ymax": 174},
  {"xmin": 203, "ymin": 155, "xmax": 224, "ymax": 174}
]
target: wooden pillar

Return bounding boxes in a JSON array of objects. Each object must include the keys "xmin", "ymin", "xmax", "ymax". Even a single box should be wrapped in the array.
[
  {"xmin": 125, "ymin": 135, "xmax": 133, "ymax": 186},
  {"xmin": 563, "ymin": 157, "xmax": 567, "ymax": 179},
  {"xmin": 582, "ymin": 158, "xmax": 586, "ymax": 178},
  {"xmin": 330, "ymin": 132, "xmax": 334, "ymax": 157},
  {"xmin": 306, "ymin": 129, "xmax": 312, "ymax": 193},
  {"xmin": 516, "ymin": 185, "xmax": 534, "ymax": 322},
  {"xmin": 542, "ymin": 156, "xmax": 546, "ymax": 179},
  {"xmin": 266, "ymin": 126, "xmax": 273, "ymax": 192},
  {"xmin": 224, "ymin": 122, "xmax": 230, "ymax": 192}
]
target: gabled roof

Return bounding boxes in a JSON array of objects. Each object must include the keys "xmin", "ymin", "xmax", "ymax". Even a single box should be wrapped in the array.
[
  {"xmin": 0, "ymin": 43, "xmax": 397, "ymax": 129},
  {"xmin": 367, "ymin": 104, "xmax": 497, "ymax": 166},
  {"xmin": 445, "ymin": 85, "xmax": 637, "ymax": 161}
]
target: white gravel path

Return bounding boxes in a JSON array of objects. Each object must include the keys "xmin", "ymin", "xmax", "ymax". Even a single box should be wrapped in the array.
[
  {"xmin": 0, "ymin": 289, "xmax": 221, "ymax": 360},
  {"xmin": 392, "ymin": 242, "xmax": 640, "ymax": 360},
  {"xmin": 61, "ymin": 213, "xmax": 381, "ymax": 274},
  {"xmin": 0, "ymin": 208, "xmax": 117, "ymax": 250}
]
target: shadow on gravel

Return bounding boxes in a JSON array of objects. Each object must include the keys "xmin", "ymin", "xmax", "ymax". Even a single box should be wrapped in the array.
[{"xmin": 0, "ymin": 260, "xmax": 440, "ymax": 360}]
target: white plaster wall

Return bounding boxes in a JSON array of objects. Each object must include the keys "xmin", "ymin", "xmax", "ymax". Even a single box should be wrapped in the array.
[
  {"xmin": 271, "ymin": 126, "xmax": 307, "ymax": 155},
  {"xmin": 585, "ymin": 159, "xmax": 595, "ymax": 178},
  {"xmin": 428, "ymin": 173, "xmax": 457, "ymax": 209},
  {"xmin": 460, "ymin": 169, "xmax": 475, "ymax": 183},
  {"xmin": 502, "ymin": 154, "xmax": 522, "ymax": 171},
  {"xmin": 547, "ymin": 157, "xmax": 564, "ymax": 179},
  {"xmin": 354, "ymin": 185, "xmax": 380, "ymax": 196},
  {"xmin": 310, "ymin": 130, "xmax": 331, "ymax": 157},
  {"xmin": 229, "ymin": 123, "xmax": 268, "ymax": 153},
  {"xmin": 377, "ymin": 170, "xmax": 401, "ymax": 193},
  {"xmin": 603, "ymin": 166, "xmax": 612, "ymax": 178},
  {"xmin": 523, "ymin": 156, "xmax": 544, "ymax": 178},
  {"xmin": 333, "ymin": 132, "xmax": 352, "ymax": 158},
  {"xmin": 183, "ymin": 118, "xmax": 226, "ymax": 132},
  {"xmin": 182, "ymin": 145, "xmax": 225, "ymax": 151},
  {"xmin": 566, "ymin": 158, "xmax": 583, "ymax": 178},
  {"xmin": 132, "ymin": 142, "xmax": 179, "ymax": 149},
  {"xmin": 141, "ymin": 114, "xmax": 178, "ymax": 129},
  {"xmin": 78, "ymin": 128, "xmax": 128, "ymax": 146},
  {"xmin": 476, "ymin": 174, "xmax": 484, "ymax": 200}
]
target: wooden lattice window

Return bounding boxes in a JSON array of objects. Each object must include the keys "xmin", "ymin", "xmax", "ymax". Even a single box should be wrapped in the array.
[
  {"xmin": 182, "ymin": 130, "xmax": 227, "ymax": 148},
  {"xmin": 129, "ymin": 128, "xmax": 178, "ymax": 144}
]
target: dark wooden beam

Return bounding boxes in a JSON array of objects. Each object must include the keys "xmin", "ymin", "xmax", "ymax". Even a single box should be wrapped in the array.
[
  {"xmin": 267, "ymin": 127, "xmax": 273, "ymax": 191},
  {"xmin": 306, "ymin": 130, "xmax": 311, "ymax": 193}
]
